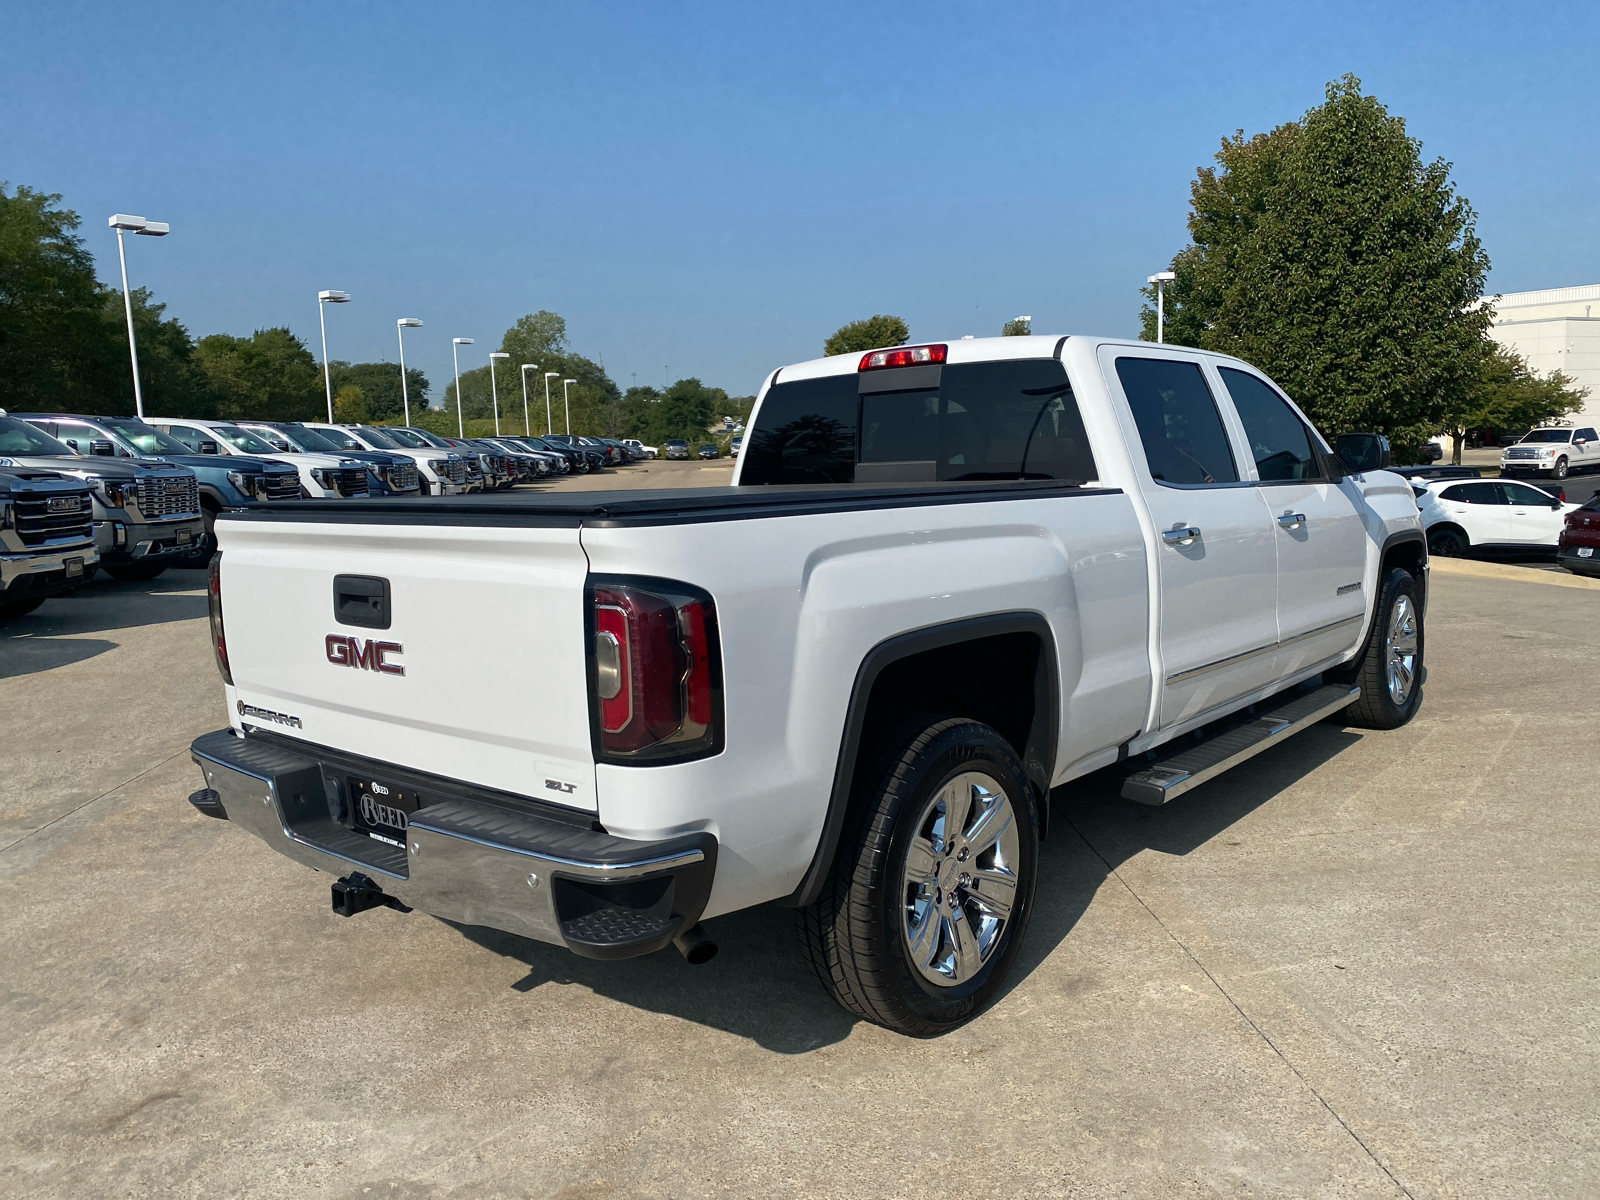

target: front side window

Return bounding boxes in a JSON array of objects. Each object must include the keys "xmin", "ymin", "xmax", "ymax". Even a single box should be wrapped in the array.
[
  {"xmin": 1115, "ymin": 357, "xmax": 1239, "ymax": 485},
  {"xmin": 1500, "ymin": 481, "xmax": 1556, "ymax": 505},
  {"xmin": 1218, "ymin": 368, "xmax": 1321, "ymax": 482},
  {"xmin": 1576, "ymin": 428, "xmax": 1598, "ymax": 443}
]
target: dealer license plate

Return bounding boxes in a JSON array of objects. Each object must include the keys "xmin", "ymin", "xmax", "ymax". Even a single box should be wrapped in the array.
[
  {"xmin": 347, "ymin": 776, "xmax": 418, "ymax": 847},
  {"xmin": 64, "ymin": 557, "xmax": 84, "ymax": 578},
  {"xmin": 1579, "ymin": 547, "xmax": 1594, "ymax": 558}
]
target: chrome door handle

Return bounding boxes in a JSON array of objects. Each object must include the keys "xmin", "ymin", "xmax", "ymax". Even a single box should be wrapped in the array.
[
  {"xmin": 1278, "ymin": 512, "xmax": 1306, "ymax": 529},
  {"xmin": 1162, "ymin": 525, "xmax": 1201, "ymax": 545}
]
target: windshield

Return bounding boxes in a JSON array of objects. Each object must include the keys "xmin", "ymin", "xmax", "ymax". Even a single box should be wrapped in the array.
[
  {"xmin": 99, "ymin": 417, "xmax": 194, "ymax": 456},
  {"xmin": 207, "ymin": 425, "xmax": 280, "ymax": 454},
  {"xmin": 1520, "ymin": 429, "xmax": 1573, "ymax": 443},
  {"xmin": 375, "ymin": 427, "xmax": 432, "ymax": 448},
  {"xmin": 0, "ymin": 416, "xmax": 72, "ymax": 457},
  {"xmin": 350, "ymin": 426, "xmax": 405, "ymax": 449},
  {"xmin": 252, "ymin": 423, "xmax": 342, "ymax": 453}
]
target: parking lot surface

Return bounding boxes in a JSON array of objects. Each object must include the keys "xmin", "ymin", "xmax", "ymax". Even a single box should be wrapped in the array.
[{"xmin": 3, "ymin": 555, "xmax": 1597, "ymax": 1196}]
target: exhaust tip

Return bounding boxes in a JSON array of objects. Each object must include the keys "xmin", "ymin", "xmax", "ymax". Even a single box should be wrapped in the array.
[{"xmin": 672, "ymin": 923, "xmax": 717, "ymax": 965}]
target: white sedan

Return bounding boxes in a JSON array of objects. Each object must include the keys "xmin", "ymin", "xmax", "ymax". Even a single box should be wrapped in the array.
[{"xmin": 1417, "ymin": 477, "xmax": 1578, "ymax": 556}]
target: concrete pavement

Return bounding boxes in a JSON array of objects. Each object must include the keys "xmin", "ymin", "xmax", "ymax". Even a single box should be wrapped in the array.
[{"xmin": 1, "ymin": 561, "xmax": 1596, "ymax": 1197}]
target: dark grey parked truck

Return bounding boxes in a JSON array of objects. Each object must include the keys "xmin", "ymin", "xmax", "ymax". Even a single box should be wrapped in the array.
[{"xmin": 0, "ymin": 466, "xmax": 99, "ymax": 619}]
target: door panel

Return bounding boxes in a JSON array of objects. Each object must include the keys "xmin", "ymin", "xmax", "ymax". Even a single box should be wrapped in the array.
[
  {"xmin": 1105, "ymin": 351, "xmax": 1280, "ymax": 730},
  {"xmin": 1213, "ymin": 366, "xmax": 1368, "ymax": 677},
  {"xmin": 1499, "ymin": 480, "xmax": 1565, "ymax": 544}
]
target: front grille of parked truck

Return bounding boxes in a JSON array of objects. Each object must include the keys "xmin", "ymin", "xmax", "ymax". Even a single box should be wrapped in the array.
[
  {"xmin": 136, "ymin": 473, "xmax": 201, "ymax": 519},
  {"xmin": 264, "ymin": 472, "xmax": 301, "ymax": 501},
  {"xmin": 12, "ymin": 490, "xmax": 95, "ymax": 547},
  {"xmin": 333, "ymin": 466, "xmax": 370, "ymax": 497},
  {"xmin": 386, "ymin": 463, "xmax": 419, "ymax": 491}
]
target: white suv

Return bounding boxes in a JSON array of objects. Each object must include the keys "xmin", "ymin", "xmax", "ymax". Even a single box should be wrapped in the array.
[
  {"xmin": 1416, "ymin": 476, "xmax": 1578, "ymax": 556},
  {"xmin": 1500, "ymin": 425, "xmax": 1600, "ymax": 480}
]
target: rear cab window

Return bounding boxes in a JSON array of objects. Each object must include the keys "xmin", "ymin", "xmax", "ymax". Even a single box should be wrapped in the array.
[{"xmin": 740, "ymin": 358, "xmax": 1098, "ymax": 486}]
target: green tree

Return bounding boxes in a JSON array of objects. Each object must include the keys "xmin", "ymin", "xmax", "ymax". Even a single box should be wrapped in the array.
[
  {"xmin": 333, "ymin": 384, "xmax": 369, "ymax": 424},
  {"xmin": 0, "ymin": 184, "xmax": 116, "ymax": 410},
  {"xmin": 328, "ymin": 361, "xmax": 428, "ymax": 423},
  {"xmin": 1442, "ymin": 343, "xmax": 1587, "ymax": 463},
  {"xmin": 1138, "ymin": 76, "xmax": 1492, "ymax": 452},
  {"xmin": 194, "ymin": 327, "xmax": 324, "ymax": 421},
  {"xmin": 1001, "ymin": 316, "xmax": 1031, "ymax": 336},
  {"xmin": 824, "ymin": 314, "xmax": 909, "ymax": 357},
  {"xmin": 443, "ymin": 311, "xmax": 622, "ymax": 436}
]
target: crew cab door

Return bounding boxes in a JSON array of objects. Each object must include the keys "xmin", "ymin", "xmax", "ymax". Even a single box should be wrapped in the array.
[
  {"xmin": 1104, "ymin": 350, "xmax": 1279, "ymax": 730},
  {"xmin": 1213, "ymin": 366, "xmax": 1367, "ymax": 678}
]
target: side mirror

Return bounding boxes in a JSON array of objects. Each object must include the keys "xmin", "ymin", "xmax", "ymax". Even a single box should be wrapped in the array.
[
  {"xmin": 62, "ymin": 438, "xmax": 82, "ymax": 452},
  {"xmin": 1335, "ymin": 432, "xmax": 1391, "ymax": 473},
  {"xmin": 199, "ymin": 440, "xmax": 220, "ymax": 455},
  {"xmin": 91, "ymin": 439, "xmax": 115, "ymax": 457}
]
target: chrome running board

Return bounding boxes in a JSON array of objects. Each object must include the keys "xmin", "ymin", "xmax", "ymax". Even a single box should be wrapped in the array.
[{"xmin": 1121, "ymin": 684, "xmax": 1361, "ymax": 806}]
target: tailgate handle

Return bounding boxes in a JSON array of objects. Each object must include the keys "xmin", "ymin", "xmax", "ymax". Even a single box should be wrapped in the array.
[{"xmin": 334, "ymin": 575, "xmax": 391, "ymax": 629}]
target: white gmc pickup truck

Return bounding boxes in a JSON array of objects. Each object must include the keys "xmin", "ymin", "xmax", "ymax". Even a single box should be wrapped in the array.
[{"xmin": 190, "ymin": 335, "xmax": 1426, "ymax": 1036}]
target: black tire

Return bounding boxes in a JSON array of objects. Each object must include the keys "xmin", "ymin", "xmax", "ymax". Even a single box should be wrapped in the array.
[
  {"xmin": 1334, "ymin": 567, "xmax": 1423, "ymax": 730},
  {"xmin": 1555, "ymin": 457, "xmax": 1569, "ymax": 480},
  {"xmin": 1427, "ymin": 525, "xmax": 1468, "ymax": 557},
  {"xmin": 0, "ymin": 595, "xmax": 47, "ymax": 620},
  {"xmin": 795, "ymin": 716, "xmax": 1040, "ymax": 1037},
  {"xmin": 104, "ymin": 562, "xmax": 168, "ymax": 582}
]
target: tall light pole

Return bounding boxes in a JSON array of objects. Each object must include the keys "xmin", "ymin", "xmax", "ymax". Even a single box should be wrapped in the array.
[
  {"xmin": 396, "ymin": 318, "xmax": 423, "ymax": 425},
  {"xmin": 109, "ymin": 214, "xmax": 170, "ymax": 418},
  {"xmin": 451, "ymin": 337, "xmax": 475, "ymax": 437},
  {"xmin": 318, "ymin": 290, "xmax": 352, "ymax": 421},
  {"xmin": 1148, "ymin": 271, "xmax": 1175, "ymax": 344},
  {"xmin": 488, "ymin": 352, "xmax": 510, "ymax": 436},
  {"xmin": 562, "ymin": 379, "xmax": 576, "ymax": 435},
  {"xmin": 543, "ymin": 372, "xmax": 558, "ymax": 436},
  {"xmin": 520, "ymin": 364, "xmax": 538, "ymax": 435}
]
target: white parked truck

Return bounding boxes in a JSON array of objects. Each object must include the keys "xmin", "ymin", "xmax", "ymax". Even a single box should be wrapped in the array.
[{"xmin": 189, "ymin": 336, "xmax": 1427, "ymax": 1035}]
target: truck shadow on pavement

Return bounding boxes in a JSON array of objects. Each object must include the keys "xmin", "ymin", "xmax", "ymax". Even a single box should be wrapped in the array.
[
  {"xmin": 452, "ymin": 721, "xmax": 1366, "ymax": 1052},
  {"xmin": 0, "ymin": 576, "xmax": 208, "ymax": 678}
]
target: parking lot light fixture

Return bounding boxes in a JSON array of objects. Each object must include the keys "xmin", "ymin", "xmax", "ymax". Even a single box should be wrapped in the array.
[
  {"xmin": 318, "ymin": 290, "xmax": 352, "ymax": 421},
  {"xmin": 452, "ymin": 338, "xmax": 475, "ymax": 438},
  {"xmin": 520, "ymin": 364, "xmax": 538, "ymax": 435},
  {"xmin": 543, "ymin": 372, "xmax": 559, "ymax": 436},
  {"xmin": 109, "ymin": 213, "xmax": 171, "ymax": 418},
  {"xmin": 562, "ymin": 379, "xmax": 576, "ymax": 435},
  {"xmin": 1147, "ymin": 271, "xmax": 1176, "ymax": 343},
  {"xmin": 488, "ymin": 352, "xmax": 510, "ymax": 436},
  {"xmin": 396, "ymin": 319, "xmax": 423, "ymax": 425}
]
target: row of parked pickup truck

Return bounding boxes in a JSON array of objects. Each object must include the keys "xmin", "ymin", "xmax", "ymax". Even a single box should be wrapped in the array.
[{"xmin": 0, "ymin": 408, "xmax": 650, "ymax": 617}]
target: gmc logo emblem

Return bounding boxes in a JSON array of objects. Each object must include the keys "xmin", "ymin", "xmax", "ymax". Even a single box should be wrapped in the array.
[
  {"xmin": 326, "ymin": 634, "xmax": 405, "ymax": 676},
  {"xmin": 47, "ymin": 497, "xmax": 82, "ymax": 513}
]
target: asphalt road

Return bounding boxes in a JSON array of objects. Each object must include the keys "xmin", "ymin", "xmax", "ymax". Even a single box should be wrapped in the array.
[{"xmin": 3, "ymin": 554, "xmax": 1598, "ymax": 1196}]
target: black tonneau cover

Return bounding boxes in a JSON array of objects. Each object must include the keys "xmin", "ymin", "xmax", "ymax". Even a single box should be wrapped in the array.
[{"xmin": 218, "ymin": 480, "xmax": 1119, "ymax": 529}]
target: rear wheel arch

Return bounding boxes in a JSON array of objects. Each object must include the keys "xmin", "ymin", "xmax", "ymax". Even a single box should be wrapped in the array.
[{"xmin": 781, "ymin": 612, "xmax": 1059, "ymax": 909}]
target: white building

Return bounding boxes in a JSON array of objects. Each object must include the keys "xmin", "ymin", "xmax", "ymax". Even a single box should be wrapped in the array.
[{"xmin": 1484, "ymin": 284, "xmax": 1600, "ymax": 426}]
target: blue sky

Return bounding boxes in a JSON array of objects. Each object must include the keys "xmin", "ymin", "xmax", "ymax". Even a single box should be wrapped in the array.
[{"xmin": 4, "ymin": 1, "xmax": 1597, "ymax": 401}]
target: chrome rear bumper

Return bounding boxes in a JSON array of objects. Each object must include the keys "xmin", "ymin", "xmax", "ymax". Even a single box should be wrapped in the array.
[{"xmin": 189, "ymin": 729, "xmax": 716, "ymax": 959}]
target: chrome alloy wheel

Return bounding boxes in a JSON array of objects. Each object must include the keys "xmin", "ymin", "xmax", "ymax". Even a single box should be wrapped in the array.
[
  {"xmin": 901, "ymin": 771, "xmax": 1021, "ymax": 987},
  {"xmin": 1385, "ymin": 593, "xmax": 1419, "ymax": 705}
]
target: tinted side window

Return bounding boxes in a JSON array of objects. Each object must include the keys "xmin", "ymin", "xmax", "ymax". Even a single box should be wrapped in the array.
[
  {"xmin": 1218, "ymin": 368, "xmax": 1321, "ymax": 481},
  {"xmin": 1578, "ymin": 428, "xmax": 1598, "ymax": 442},
  {"xmin": 1441, "ymin": 483, "xmax": 1503, "ymax": 505},
  {"xmin": 741, "ymin": 375, "xmax": 859, "ymax": 484},
  {"xmin": 1501, "ymin": 481, "xmax": 1555, "ymax": 505},
  {"xmin": 163, "ymin": 424, "xmax": 205, "ymax": 451},
  {"xmin": 1115, "ymin": 357, "xmax": 1239, "ymax": 485}
]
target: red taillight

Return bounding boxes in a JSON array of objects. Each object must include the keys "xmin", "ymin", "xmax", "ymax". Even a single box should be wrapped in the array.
[
  {"xmin": 588, "ymin": 578, "xmax": 722, "ymax": 763},
  {"xmin": 208, "ymin": 554, "xmax": 232, "ymax": 685},
  {"xmin": 859, "ymin": 343, "xmax": 947, "ymax": 371}
]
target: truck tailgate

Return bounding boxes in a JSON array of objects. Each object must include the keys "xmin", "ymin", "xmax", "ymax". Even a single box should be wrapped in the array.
[{"xmin": 215, "ymin": 516, "xmax": 596, "ymax": 812}]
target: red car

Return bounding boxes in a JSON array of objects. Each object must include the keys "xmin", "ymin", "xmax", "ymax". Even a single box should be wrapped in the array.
[{"xmin": 1558, "ymin": 495, "xmax": 1600, "ymax": 576}]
